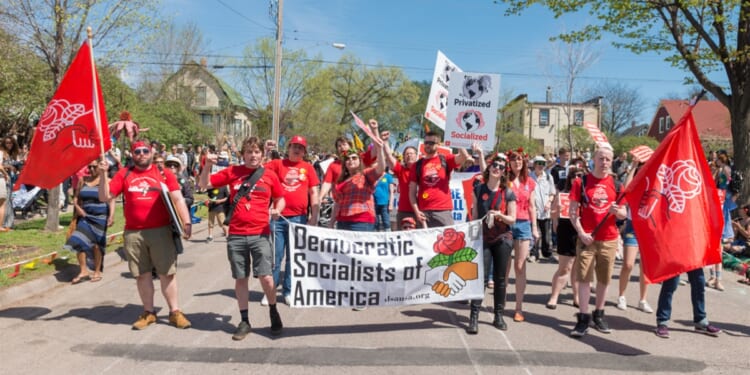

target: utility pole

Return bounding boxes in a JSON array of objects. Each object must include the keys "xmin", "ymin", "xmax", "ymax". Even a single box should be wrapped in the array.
[{"xmin": 271, "ymin": 0, "xmax": 284, "ymax": 145}]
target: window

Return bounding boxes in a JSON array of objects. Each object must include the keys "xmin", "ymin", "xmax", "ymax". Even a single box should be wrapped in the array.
[
  {"xmin": 196, "ymin": 86, "xmax": 207, "ymax": 106},
  {"xmin": 659, "ymin": 117, "xmax": 665, "ymax": 133},
  {"xmin": 574, "ymin": 110, "xmax": 584, "ymax": 126},
  {"xmin": 666, "ymin": 117, "xmax": 672, "ymax": 130},
  {"xmin": 539, "ymin": 109, "xmax": 549, "ymax": 127},
  {"xmin": 201, "ymin": 113, "xmax": 213, "ymax": 126}
]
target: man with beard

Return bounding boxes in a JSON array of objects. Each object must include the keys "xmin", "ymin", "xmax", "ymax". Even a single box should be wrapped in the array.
[
  {"xmin": 97, "ymin": 140, "xmax": 193, "ymax": 331},
  {"xmin": 264, "ymin": 135, "xmax": 320, "ymax": 305}
]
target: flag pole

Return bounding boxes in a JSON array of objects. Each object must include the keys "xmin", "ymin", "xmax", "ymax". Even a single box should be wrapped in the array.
[{"xmin": 87, "ymin": 26, "xmax": 106, "ymax": 161}]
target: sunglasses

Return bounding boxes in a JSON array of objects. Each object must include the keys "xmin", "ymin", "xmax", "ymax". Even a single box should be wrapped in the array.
[
  {"xmin": 490, "ymin": 162, "xmax": 506, "ymax": 170},
  {"xmin": 423, "ymin": 141, "xmax": 438, "ymax": 146},
  {"xmin": 87, "ymin": 165, "xmax": 97, "ymax": 169},
  {"xmin": 535, "ymin": 162, "xmax": 546, "ymax": 166},
  {"xmin": 133, "ymin": 148, "xmax": 151, "ymax": 155}
]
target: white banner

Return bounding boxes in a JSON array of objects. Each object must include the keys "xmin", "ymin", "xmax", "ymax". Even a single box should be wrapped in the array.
[
  {"xmin": 444, "ymin": 71, "xmax": 500, "ymax": 150},
  {"xmin": 424, "ymin": 51, "xmax": 462, "ymax": 130},
  {"xmin": 289, "ymin": 221, "xmax": 485, "ymax": 308}
]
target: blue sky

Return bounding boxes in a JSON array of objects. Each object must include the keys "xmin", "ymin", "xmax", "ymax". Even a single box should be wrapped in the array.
[{"xmin": 161, "ymin": 0, "xmax": 723, "ymax": 124}]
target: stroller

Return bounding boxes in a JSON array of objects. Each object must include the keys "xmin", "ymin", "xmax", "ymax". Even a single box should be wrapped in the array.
[{"xmin": 12, "ymin": 185, "xmax": 46, "ymax": 219}]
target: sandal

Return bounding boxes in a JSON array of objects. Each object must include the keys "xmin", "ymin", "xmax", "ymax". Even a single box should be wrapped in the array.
[
  {"xmin": 71, "ymin": 275, "xmax": 90, "ymax": 285},
  {"xmin": 90, "ymin": 275, "xmax": 103, "ymax": 283},
  {"xmin": 738, "ymin": 278, "xmax": 750, "ymax": 285}
]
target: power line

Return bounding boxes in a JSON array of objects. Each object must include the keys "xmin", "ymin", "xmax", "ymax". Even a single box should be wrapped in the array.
[{"xmin": 214, "ymin": 0, "xmax": 274, "ymax": 31}]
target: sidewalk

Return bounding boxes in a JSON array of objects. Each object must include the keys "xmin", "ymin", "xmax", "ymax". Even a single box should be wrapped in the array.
[{"xmin": 1, "ymin": 220, "xmax": 749, "ymax": 374}]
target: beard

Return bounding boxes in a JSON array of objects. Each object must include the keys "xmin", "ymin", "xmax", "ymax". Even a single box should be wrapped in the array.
[{"xmin": 133, "ymin": 157, "xmax": 151, "ymax": 169}]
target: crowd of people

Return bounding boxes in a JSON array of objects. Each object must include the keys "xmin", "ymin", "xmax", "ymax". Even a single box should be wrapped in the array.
[{"xmin": 1, "ymin": 122, "xmax": 747, "ymax": 342}]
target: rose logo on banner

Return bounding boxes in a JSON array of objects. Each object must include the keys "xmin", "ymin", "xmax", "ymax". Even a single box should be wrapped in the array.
[
  {"xmin": 638, "ymin": 160, "xmax": 703, "ymax": 222},
  {"xmin": 425, "ymin": 228, "xmax": 479, "ymax": 297}
]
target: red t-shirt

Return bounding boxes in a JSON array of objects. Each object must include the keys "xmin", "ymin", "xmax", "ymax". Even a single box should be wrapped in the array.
[
  {"xmin": 510, "ymin": 177, "xmax": 537, "ymax": 221},
  {"xmin": 265, "ymin": 159, "xmax": 320, "ymax": 216},
  {"xmin": 392, "ymin": 162, "xmax": 413, "ymax": 213},
  {"xmin": 323, "ymin": 151, "xmax": 376, "ymax": 184},
  {"xmin": 409, "ymin": 154, "xmax": 458, "ymax": 211},
  {"xmin": 210, "ymin": 165, "xmax": 283, "ymax": 236},
  {"xmin": 109, "ymin": 165, "xmax": 180, "ymax": 230},
  {"xmin": 569, "ymin": 174, "xmax": 619, "ymax": 241}
]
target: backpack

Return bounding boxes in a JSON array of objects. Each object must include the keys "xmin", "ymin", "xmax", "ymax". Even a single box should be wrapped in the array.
[
  {"xmin": 415, "ymin": 154, "xmax": 447, "ymax": 181},
  {"xmin": 730, "ymin": 167, "xmax": 743, "ymax": 195}
]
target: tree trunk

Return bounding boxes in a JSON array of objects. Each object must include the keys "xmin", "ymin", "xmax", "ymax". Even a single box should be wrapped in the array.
[
  {"xmin": 44, "ymin": 186, "xmax": 61, "ymax": 232},
  {"xmin": 730, "ymin": 102, "xmax": 750, "ymax": 204}
]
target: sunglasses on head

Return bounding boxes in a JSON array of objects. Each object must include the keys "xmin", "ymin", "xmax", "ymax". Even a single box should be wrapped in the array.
[
  {"xmin": 423, "ymin": 141, "xmax": 437, "ymax": 146},
  {"xmin": 133, "ymin": 148, "xmax": 151, "ymax": 155},
  {"xmin": 490, "ymin": 162, "xmax": 506, "ymax": 170}
]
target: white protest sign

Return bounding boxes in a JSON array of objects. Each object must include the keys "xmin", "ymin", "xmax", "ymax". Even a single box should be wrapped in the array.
[
  {"xmin": 444, "ymin": 72, "xmax": 500, "ymax": 150},
  {"xmin": 424, "ymin": 51, "xmax": 462, "ymax": 130},
  {"xmin": 289, "ymin": 221, "xmax": 484, "ymax": 308}
]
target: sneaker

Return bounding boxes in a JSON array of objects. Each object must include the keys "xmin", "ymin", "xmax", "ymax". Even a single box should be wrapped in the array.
[
  {"xmin": 695, "ymin": 324, "xmax": 721, "ymax": 337},
  {"xmin": 616, "ymin": 296, "xmax": 627, "ymax": 311},
  {"xmin": 679, "ymin": 279, "xmax": 688, "ymax": 286},
  {"xmin": 570, "ymin": 313, "xmax": 590, "ymax": 338},
  {"xmin": 592, "ymin": 309, "xmax": 612, "ymax": 333},
  {"xmin": 638, "ymin": 300, "xmax": 654, "ymax": 313},
  {"xmin": 132, "ymin": 311, "xmax": 157, "ymax": 330},
  {"xmin": 168, "ymin": 310, "xmax": 192, "ymax": 329},
  {"xmin": 232, "ymin": 321, "xmax": 252, "ymax": 341},
  {"xmin": 260, "ymin": 295, "xmax": 269, "ymax": 306},
  {"xmin": 282, "ymin": 294, "xmax": 291, "ymax": 306},
  {"xmin": 269, "ymin": 308, "xmax": 283, "ymax": 336},
  {"xmin": 655, "ymin": 325, "xmax": 670, "ymax": 338},
  {"xmin": 206, "ymin": 236, "xmax": 213, "ymax": 243},
  {"xmin": 487, "ymin": 280, "xmax": 495, "ymax": 289}
]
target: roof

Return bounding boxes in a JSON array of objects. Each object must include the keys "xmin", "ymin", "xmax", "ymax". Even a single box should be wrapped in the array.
[
  {"xmin": 215, "ymin": 76, "xmax": 247, "ymax": 108},
  {"xmin": 656, "ymin": 99, "xmax": 731, "ymax": 139},
  {"xmin": 620, "ymin": 124, "xmax": 649, "ymax": 137}
]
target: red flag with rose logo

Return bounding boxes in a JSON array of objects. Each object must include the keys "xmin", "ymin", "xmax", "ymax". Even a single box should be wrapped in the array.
[
  {"xmin": 16, "ymin": 41, "xmax": 110, "ymax": 189},
  {"xmin": 623, "ymin": 109, "xmax": 722, "ymax": 283}
]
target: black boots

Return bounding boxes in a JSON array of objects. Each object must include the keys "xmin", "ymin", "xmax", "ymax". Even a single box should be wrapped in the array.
[
  {"xmin": 465, "ymin": 301, "xmax": 480, "ymax": 334},
  {"xmin": 592, "ymin": 309, "xmax": 611, "ymax": 333},
  {"xmin": 570, "ymin": 312, "xmax": 590, "ymax": 337},
  {"xmin": 493, "ymin": 305, "xmax": 507, "ymax": 330}
]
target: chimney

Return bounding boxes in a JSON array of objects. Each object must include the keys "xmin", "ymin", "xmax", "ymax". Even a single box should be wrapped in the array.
[
  {"xmin": 546, "ymin": 86, "xmax": 551, "ymax": 103},
  {"xmin": 200, "ymin": 57, "xmax": 207, "ymax": 67},
  {"xmin": 631, "ymin": 120, "xmax": 636, "ymax": 129}
]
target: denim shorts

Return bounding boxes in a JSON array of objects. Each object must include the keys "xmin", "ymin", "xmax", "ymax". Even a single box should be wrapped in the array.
[
  {"xmin": 621, "ymin": 220, "xmax": 638, "ymax": 247},
  {"xmin": 511, "ymin": 220, "xmax": 532, "ymax": 240}
]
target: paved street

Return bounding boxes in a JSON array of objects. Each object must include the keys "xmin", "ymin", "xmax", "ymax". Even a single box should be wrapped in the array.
[{"xmin": 1, "ymin": 221, "xmax": 749, "ymax": 374}]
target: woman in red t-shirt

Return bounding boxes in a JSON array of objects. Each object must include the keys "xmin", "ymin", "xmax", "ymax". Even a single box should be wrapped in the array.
[
  {"xmin": 332, "ymin": 126, "xmax": 385, "ymax": 231},
  {"xmin": 507, "ymin": 149, "xmax": 539, "ymax": 323}
]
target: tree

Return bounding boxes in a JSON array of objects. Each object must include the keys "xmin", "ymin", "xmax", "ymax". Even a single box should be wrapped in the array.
[
  {"xmin": 0, "ymin": 0, "xmax": 164, "ymax": 231},
  {"xmin": 499, "ymin": 0, "xmax": 750, "ymax": 201},
  {"xmin": 587, "ymin": 81, "xmax": 646, "ymax": 134}
]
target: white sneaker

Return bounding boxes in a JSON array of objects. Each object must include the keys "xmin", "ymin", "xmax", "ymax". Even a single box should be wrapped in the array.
[
  {"xmin": 282, "ymin": 294, "xmax": 290, "ymax": 305},
  {"xmin": 260, "ymin": 295, "xmax": 269, "ymax": 306},
  {"xmin": 638, "ymin": 300, "xmax": 653, "ymax": 313},
  {"xmin": 616, "ymin": 296, "xmax": 627, "ymax": 310}
]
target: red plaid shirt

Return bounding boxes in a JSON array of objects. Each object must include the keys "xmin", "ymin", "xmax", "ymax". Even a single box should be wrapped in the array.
[{"xmin": 333, "ymin": 167, "xmax": 382, "ymax": 222}]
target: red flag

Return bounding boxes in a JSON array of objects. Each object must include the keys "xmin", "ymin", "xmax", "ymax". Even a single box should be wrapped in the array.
[
  {"xmin": 16, "ymin": 41, "xmax": 110, "ymax": 189},
  {"xmin": 624, "ymin": 110, "xmax": 722, "ymax": 283}
]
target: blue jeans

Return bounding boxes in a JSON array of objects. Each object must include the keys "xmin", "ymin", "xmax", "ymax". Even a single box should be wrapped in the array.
[
  {"xmin": 336, "ymin": 221, "xmax": 375, "ymax": 232},
  {"xmin": 271, "ymin": 215, "xmax": 307, "ymax": 297},
  {"xmin": 656, "ymin": 268, "xmax": 708, "ymax": 327},
  {"xmin": 374, "ymin": 205, "xmax": 391, "ymax": 231}
]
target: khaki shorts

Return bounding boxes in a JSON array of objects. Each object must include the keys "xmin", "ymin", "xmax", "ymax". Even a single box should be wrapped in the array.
[
  {"xmin": 124, "ymin": 226, "xmax": 178, "ymax": 277},
  {"xmin": 208, "ymin": 211, "xmax": 226, "ymax": 228},
  {"xmin": 575, "ymin": 239, "xmax": 618, "ymax": 283}
]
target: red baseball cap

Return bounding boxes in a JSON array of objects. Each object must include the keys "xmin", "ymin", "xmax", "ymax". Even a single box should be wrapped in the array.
[
  {"xmin": 289, "ymin": 135, "xmax": 307, "ymax": 149},
  {"xmin": 131, "ymin": 140, "xmax": 148, "ymax": 152}
]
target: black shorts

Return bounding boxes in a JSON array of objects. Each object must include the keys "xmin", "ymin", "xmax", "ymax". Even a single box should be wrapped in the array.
[{"xmin": 556, "ymin": 219, "xmax": 578, "ymax": 257}]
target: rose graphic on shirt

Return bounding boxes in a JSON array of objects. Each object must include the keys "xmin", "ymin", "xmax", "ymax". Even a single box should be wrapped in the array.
[
  {"xmin": 425, "ymin": 228, "xmax": 478, "ymax": 297},
  {"xmin": 590, "ymin": 184, "xmax": 611, "ymax": 214},
  {"xmin": 283, "ymin": 168, "xmax": 302, "ymax": 191},
  {"xmin": 422, "ymin": 165, "xmax": 441, "ymax": 187}
]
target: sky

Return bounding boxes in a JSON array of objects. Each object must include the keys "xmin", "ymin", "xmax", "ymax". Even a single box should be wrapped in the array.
[{"xmin": 158, "ymin": 0, "xmax": 725, "ymax": 124}]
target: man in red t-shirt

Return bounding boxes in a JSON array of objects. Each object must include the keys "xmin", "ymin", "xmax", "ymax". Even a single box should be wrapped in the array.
[
  {"xmin": 568, "ymin": 145, "xmax": 626, "ymax": 338},
  {"xmin": 98, "ymin": 140, "xmax": 193, "ymax": 331},
  {"xmin": 198, "ymin": 136, "xmax": 286, "ymax": 341},
  {"xmin": 265, "ymin": 135, "xmax": 320, "ymax": 304},
  {"xmin": 409, "ymin": 131, "xmax": 472, "ymax": 228}
]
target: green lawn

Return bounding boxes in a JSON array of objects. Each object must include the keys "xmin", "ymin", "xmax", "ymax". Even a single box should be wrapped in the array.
[{"xmin": 0, "ymin": 196, "xmax": 207, "ymax": 289}]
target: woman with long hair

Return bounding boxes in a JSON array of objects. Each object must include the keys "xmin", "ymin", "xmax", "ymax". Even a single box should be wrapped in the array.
[
  {"xmin": 0, "ymin": 136, "xmax": 21, "ymax": 232},
  {"xmin": 66, "ymin": 159, "xmax": 115, "ymax": 284},
  {"xmin": 465, "ymin": 153, "xmax": 516, "ymax": 333},
  {"xmin": 546, "ymin": 166, "xmax": 584, "ymax": 309},
  {"xmin": 506, "ymin": 149, "xmax": 539, "ymax": 322}
]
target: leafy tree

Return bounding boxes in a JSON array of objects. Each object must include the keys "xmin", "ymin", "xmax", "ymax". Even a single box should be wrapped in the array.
[
  {"xmin": 610, "ymin": 135, "xmax": 660, "ymax": 157},
  {"xmin": 499, "ymin": 0, "xmax": 750, "ymax": 201},
  {"xmin": 497, "ymin": 131, "xmax": 545, "ymax": 155}
]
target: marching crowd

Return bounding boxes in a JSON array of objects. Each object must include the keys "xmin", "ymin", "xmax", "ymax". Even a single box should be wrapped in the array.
[{"xmin": 1, "ymin": 118, "xmax": 747, "ymax": 342}]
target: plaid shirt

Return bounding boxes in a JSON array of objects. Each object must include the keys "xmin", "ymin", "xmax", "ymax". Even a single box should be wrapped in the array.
[{"xmin": 333, "ymin": 167, "xmax": 382, "ymax": 219}]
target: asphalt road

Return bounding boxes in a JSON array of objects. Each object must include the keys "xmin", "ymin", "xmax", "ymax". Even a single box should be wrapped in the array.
[{"xmin": 1, "ymin": 221, "xmax": 749, "ymax": 374}]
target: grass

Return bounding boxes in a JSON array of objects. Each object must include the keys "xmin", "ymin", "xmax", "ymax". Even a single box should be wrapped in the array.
[{"xmin": 0, "ymin": 194, "xmax": 208, "ymax": 289}]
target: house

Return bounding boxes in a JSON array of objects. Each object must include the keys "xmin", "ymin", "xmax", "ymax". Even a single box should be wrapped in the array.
[
  {"xmin": 619, "ymin": 121, "xmax": 650, "ymax": 137},
  {"xmin": 162, "ymin": 59, "xmax": 252, "ymax": 145},
  {"xmin": 647, "ymin": 99, "xmax": 732, "ymax": 150},
  {"xmin": 500, "ymin": 92, "xmax": 603, "ymax": 153}
]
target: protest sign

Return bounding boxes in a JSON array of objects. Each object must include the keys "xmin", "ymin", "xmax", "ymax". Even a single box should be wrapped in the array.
[
  {"xmin": 444, "ymin": 72, "xmax": 500, "ymax": 150},
  {"xmin": 424, "ymin": 51, "xmax": 462, "ymax": 130}
]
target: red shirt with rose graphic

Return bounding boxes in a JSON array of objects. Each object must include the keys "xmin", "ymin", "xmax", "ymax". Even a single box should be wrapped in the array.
[
  {"xmin": 409, "ymin": 153, "xmax": 458, "ymax": 211},
  {"xmin": 569, "ymin": 174, "xmax": 618, "ymax": 241},
  {"xmin": 265, "ymin": 158, "xmax": 319, "ymax": 217}
]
